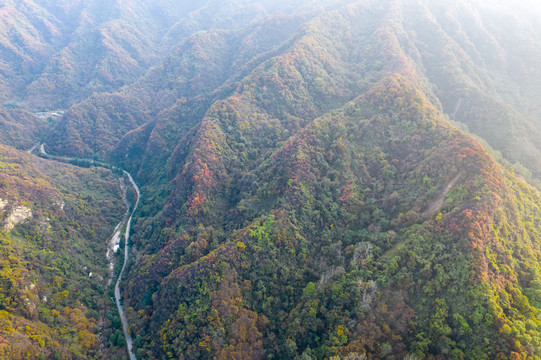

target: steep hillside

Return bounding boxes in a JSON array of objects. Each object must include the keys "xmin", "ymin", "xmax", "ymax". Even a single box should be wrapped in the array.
[
  {"xmin": 117, "ymin": 1, "xmax": 541, "ymax": 358},
  {"xmin": 0, "ymin": 108, "xmax": 50, "ymax": 150},
  {"xmin": 0, "ymin": 0, "xmax": 79, "ymax": 103},
  {"xmin": 0, "ymin": 145, "xmax": 127, "ymax": 359},
  {"xmin": 2, "ymin": 0, "xmax": 541, "ymax": 359},
  {"xmin": 402, "ymin": 0, "xmax": 541, "ymax": 182},
  {"xmin": 127, "ymin": 74, "xmax": 541, "ymax": 358},
  {"xmin": 43, "ymin": 5, "xmax": 340, "ymax": 158},
  {"xmin": 1, "ymin": 0, "xmax": 339, "ymax": 111}
]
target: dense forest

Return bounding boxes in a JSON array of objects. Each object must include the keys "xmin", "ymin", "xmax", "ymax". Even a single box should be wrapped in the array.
[
  {"xmin": 2, "ymin": 0, "xmax": 541, "ymax": 359},
  {"xmin": 0, "ymin": 145, "xmax": 126, "ymax": 358}
]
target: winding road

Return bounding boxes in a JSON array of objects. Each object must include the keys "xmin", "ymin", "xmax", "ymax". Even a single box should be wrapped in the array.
[
  {"xmin": 115, "ymin": 170, "xmax": 140, "ymax": 360},
  {"xmin": 36, "ymin": 143, "xmax": 139, "ymax": 359}
]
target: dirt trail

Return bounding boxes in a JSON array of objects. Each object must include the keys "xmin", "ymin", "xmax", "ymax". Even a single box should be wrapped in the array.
[
  {"xmin": 423, "ymin": 170, "xmax": 464, "ymax": 215},
  {"xmin": 383, "ymin": 170, "xmax": 465, "ymax": 259}
]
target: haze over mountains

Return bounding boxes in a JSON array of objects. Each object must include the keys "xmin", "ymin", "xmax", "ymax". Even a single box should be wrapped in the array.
[{"xmin": 2, "ymin": 0, "xmax": 541, "ymax": 359}]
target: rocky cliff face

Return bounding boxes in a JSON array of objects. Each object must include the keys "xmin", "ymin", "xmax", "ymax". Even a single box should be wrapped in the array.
[
  {"xmin": 3, "ymin": 204, "xmax": 32, "ymax": 232},
  {"xmin": 0, "ymin": 198, "xmax": 7, "ymax": 210}
]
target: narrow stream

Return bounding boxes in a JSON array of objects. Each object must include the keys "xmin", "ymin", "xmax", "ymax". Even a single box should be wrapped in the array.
[{"xmin": 106, "ymin": 179, "xmax": 128, "ymax": 288}]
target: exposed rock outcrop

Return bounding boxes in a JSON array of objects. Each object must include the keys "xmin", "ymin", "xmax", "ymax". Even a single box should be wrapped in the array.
[
  {"xmin": 4, "ymin": 205, "xmax": 32, "ymax": 232},
  {"xmin": 0, "ymin": 198, "xmax": 7, "ymax": 211}
]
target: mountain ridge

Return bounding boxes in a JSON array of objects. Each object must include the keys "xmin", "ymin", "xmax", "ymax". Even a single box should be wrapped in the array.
[{"xmin": 2, "ymin": 0, "xmax": 541, "ymax": 358}]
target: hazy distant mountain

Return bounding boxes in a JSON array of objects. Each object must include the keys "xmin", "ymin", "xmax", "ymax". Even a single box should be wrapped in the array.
[
  {"xmin": 1, "ymin": 0, "xmax": 342, "ymax": 110},
  {"xmin": 2, "ymin": 0, "xmax": 541, "ymax": 359}
]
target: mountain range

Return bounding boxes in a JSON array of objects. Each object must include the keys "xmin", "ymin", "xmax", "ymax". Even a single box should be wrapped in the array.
[{"xmin": 1, "ymin": 0, "xmax": 541, "ymax": 359}]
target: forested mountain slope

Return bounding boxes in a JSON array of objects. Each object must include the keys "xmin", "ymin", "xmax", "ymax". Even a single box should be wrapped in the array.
[
  {"xmin": 138, "ymin": 74, "xmax": 541, "ymax": 359},
  {"xmin": 403, "ymin": 0, "xmax": 541, "ymax": 182},
  {"xmin": 0, "ymin": 145, "xmax": 125, "ymax": 358},
  {"xmin": 114, "ymin": 1, "xmax": 541, "ymax": 358},
  {"xmin": 1, "ymin": 0, "xmax": 340, "ymax": 110},
  {"xmin": 1, "ymin": 0, "xmax": 541, "ymax": 359},
  {"xmin": 0, "ymin": 108, "xmax": 49, "ymax": 149}
]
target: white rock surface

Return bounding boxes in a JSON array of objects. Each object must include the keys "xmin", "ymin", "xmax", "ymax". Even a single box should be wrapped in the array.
[
  {"xmin": 4, "ymin": 205, "xmax": 32, "ymax": 232},
  {"xmin": 0, "ymin": 198, "xmax": 7, "ymax": 211},
  {"xmin": 54, "ymin": 200, "xmax": 65, "ymax": 210}
]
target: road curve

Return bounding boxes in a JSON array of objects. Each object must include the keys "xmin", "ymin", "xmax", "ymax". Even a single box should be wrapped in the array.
[
  {"xmin": 115, "ymin": 171, "xmax": 140, "ymax": 360},
  {"xmin": 37, "ymin": 143, "xmax": 140, "ymax": 359}
]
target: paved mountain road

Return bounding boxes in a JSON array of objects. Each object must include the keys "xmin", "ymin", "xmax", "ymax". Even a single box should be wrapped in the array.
[{"xmin": 37, "ymin": 143, "xmax": 139, "ymax": 359}]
